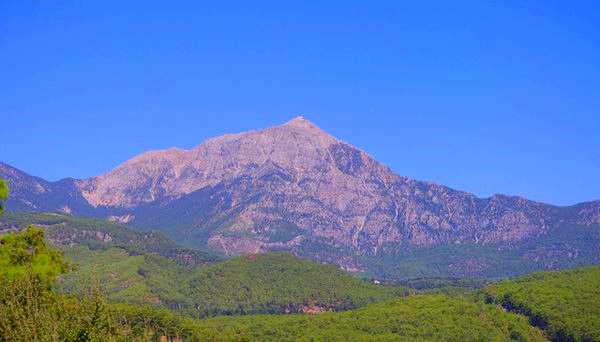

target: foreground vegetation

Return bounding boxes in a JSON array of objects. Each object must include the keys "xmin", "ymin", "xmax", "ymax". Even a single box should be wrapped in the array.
[
  {"xmin": 0, "ymin": 226, "xmax": 550, "ymax": 341},
  {"xmin": 485, "ymin": 265, "xmax": 600, "ymax": 341},
  {"xmin": 0, "ymin": 226, "xmax": 131, "ymax": 341}
]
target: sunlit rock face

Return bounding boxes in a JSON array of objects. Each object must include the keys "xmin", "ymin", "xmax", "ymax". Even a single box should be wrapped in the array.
[{"xmin": 2, "ymin": 117, "xmax": 599, "ymax": 269}]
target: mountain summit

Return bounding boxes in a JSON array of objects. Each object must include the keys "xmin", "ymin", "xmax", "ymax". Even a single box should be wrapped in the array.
[
  {"xmin": 77, "ymin": 116, "xmax": 340, "ymax": 208},
  {"xmin": 2, "ymin": 117, "xmax": 599, "ymax": 274}
]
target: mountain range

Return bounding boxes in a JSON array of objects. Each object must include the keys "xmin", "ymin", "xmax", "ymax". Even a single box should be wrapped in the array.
[{"xmin": 2, "ymin": 116, "xmax": 599, "ymax": 277}]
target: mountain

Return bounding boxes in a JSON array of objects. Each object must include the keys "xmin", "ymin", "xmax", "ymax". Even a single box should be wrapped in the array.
[
  {"xmin": 2, "ymin": 116, "xmax": 600, "ymax": 276},
  {"xmin": 0, "ymin": 163, "xmax": 95, "ymax": 215}
]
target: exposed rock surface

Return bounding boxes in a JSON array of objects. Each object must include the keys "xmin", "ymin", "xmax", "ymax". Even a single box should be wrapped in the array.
[{"xmin": 1, "ymin": 117, "xmax": 599, "ymax": 270}]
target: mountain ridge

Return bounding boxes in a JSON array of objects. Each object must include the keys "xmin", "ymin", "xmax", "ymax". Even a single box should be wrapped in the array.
[{"xmin": 2, "ymin": 117, "xmax": 599, "ymax": 274}]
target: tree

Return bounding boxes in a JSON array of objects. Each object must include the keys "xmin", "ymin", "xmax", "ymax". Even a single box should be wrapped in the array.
[
  {"xmin": 0, "ymin": 226, "xmax": 67, "ymax": 286},
  {"xmin": 0, "ymin": 178, "xmax": 7, "ymax": 217}
]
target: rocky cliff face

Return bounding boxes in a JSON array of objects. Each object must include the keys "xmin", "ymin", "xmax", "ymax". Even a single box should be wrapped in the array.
[{"xmin": 2, "ymin": 117, "xmax": 599, "ymax": 269}]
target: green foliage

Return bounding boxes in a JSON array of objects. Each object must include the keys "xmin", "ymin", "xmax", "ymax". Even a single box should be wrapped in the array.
[
  {"xmin": 0, "ymin": 228, "xmax": 133, "ymax": 341},
  {"xmin": 366, "ymin": 243, "xmax": 540, "ymax": 280},
  {"xmin": 0, "ymin": 178, "xmax": 7, "ymax": 217},
  {"xmin": 0, "ymin": 226, "xmax": 67, "ymax": 286},
  {"xmin": 0, "ymin": 275, "xmax": 133, "ymax": 342},
  {"xmin": 0, "ymin": 218, "xmax": 549, "ymax": 341},
  {"xmin": 2, "ymin": 213, "xmax": 405, "ymax": 318},
  {"xmin": 485, "ymin": 265, "xmax": 600, "ymax": 341},
  {"xmin": 264, "ymin": 220, "xmax": 305, "ymax": 243},
  {"xmin": 57, "ymin": 247, "xmax": 191, "ymax": 309},
  {"xmin": 58, "ymin": 249, "xmax": 407, "ymax": 318},
  {"xmin": 114, "ymin": 295, "xmax": 546, "ymax": 341},
  {"xmin": 184, "ymin": 253, "xmax": 407, "ymax": 317}
]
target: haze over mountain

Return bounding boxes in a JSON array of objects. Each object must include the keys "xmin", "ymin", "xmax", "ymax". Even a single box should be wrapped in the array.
[{"xmin": 2, "ymin": 117, "xmax": 599, "ymax": 274}]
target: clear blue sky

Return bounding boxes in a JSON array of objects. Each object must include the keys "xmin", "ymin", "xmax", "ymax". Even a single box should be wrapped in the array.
[{"xmin": 1, "ymin": 1, "xmax": 599, "ymax": 206}]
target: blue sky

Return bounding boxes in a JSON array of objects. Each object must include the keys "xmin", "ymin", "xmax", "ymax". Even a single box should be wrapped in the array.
[{"xmin": 1, "ymin": 1, "xmax": 599, "ymax": 206}]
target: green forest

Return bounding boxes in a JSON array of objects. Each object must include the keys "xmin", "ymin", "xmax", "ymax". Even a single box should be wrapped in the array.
[
  {"xmin": 1, "ymin": 179, "xmax": 599, "ymax": 341},
  {"xmin": 57, "ymin": 247, "xmax": 405, "ymax": 317},
  {"xmin": 1, "ymin": 212, "xmax": 407, "ymax": 317},
  {"xmin": 485, "ymin": 266, "xmax": 600, "ymax": 341},
  {"xmin": 0, "ymin": 226, "xmax": 547, "ymax": 341}
]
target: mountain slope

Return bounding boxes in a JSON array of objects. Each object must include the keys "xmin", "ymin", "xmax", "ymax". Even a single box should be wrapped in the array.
[
  {"xmin": 58, "ymin": 246, "xmax": 193, "ymax": 308},
  {"xmin": 2, "ymin": 117, "xmax": 599, "ymax": 276},
  {"xmin": 485, "ymin": 265, "xmax": 600, "ymax": 341},
  {"xmin": 60, "ymin": 249, "xmax": 404, "ymax": 317},
  {"xmin": 183, "ymin": 252, "xmax": 405, "ymax": 317},
  {"xmin": 0, "ymin": 212, "xmax": 220, "ymax": 266},
  {"xmin": 0, "ymin": 163, "xmax": 94, "ymax": 215},
  {"xmin": 1, "ymin": 218, "xmax": 399, "ymax": 316}
]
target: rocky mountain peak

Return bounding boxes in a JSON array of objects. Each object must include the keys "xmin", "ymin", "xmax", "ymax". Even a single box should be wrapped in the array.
[
  {"xmin": 76, "ymin": 117, "xmax": 346, "ymax": 208},
  {"xmin": 281, "ymin": 115, "xmax": 316, "ymax": 128}
]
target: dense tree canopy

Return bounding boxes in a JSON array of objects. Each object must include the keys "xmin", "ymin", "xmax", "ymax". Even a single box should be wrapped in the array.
[
  {"xmin": 0, "ymin": 227, "xmax": 548, "ymax": 341},
  {"xmin": 485, "ymin": 265, "xmax": 600, "ymax": 341},
  {"xmin": 0, "ymin": 227, "xmax": 133, "ymax": 341},
  {"xmin": 57, "ymin": 248, "xmax": 407, "ymax": 317},
  {"xmin": 114, "ymin": 295, "xmax": 546, "ymax": 341},
  {"xmin": 0, "ymin": 226, "xmax": 67, "ymax": 286},
  {"xmin": 184, "ymin": 253, "xmax": 407, "ymax": 317},
  {"xmin": 0, "ymin": 178, "xmax": 7, "ymax": 217}
]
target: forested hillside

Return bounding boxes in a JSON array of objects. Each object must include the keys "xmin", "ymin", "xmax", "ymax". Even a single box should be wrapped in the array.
[
  {"xmin": 363, "ymin": 222, "xmax": 600, "ymax": 280},
  {"xmin": 485, "ymin": 266, "xmax": 600, "ymax": 341},
  {"xmin": 114, "ymin": 295, "xmax": 547, "ymax": 341},
  {"xmin": 1, "ymin": 213, "xmax": 406, "ymax": 316},
  {"xmin": 58, "ymin": 247, "xmax": 192, "ymax": 309},
  {"xmin": 58, "ymin": 247, "xmax": 404, "ymax": 316},
  {"xmin": 0, "ymin": 212, "xmax": 220, "ymax": 266},
  {"xmin": 184, "ymin": 253, "xmax": 405, "ymax": 317},
  {"xmin": 0, "ymin": 226, "xmax": 549, "ymax": 341}
]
